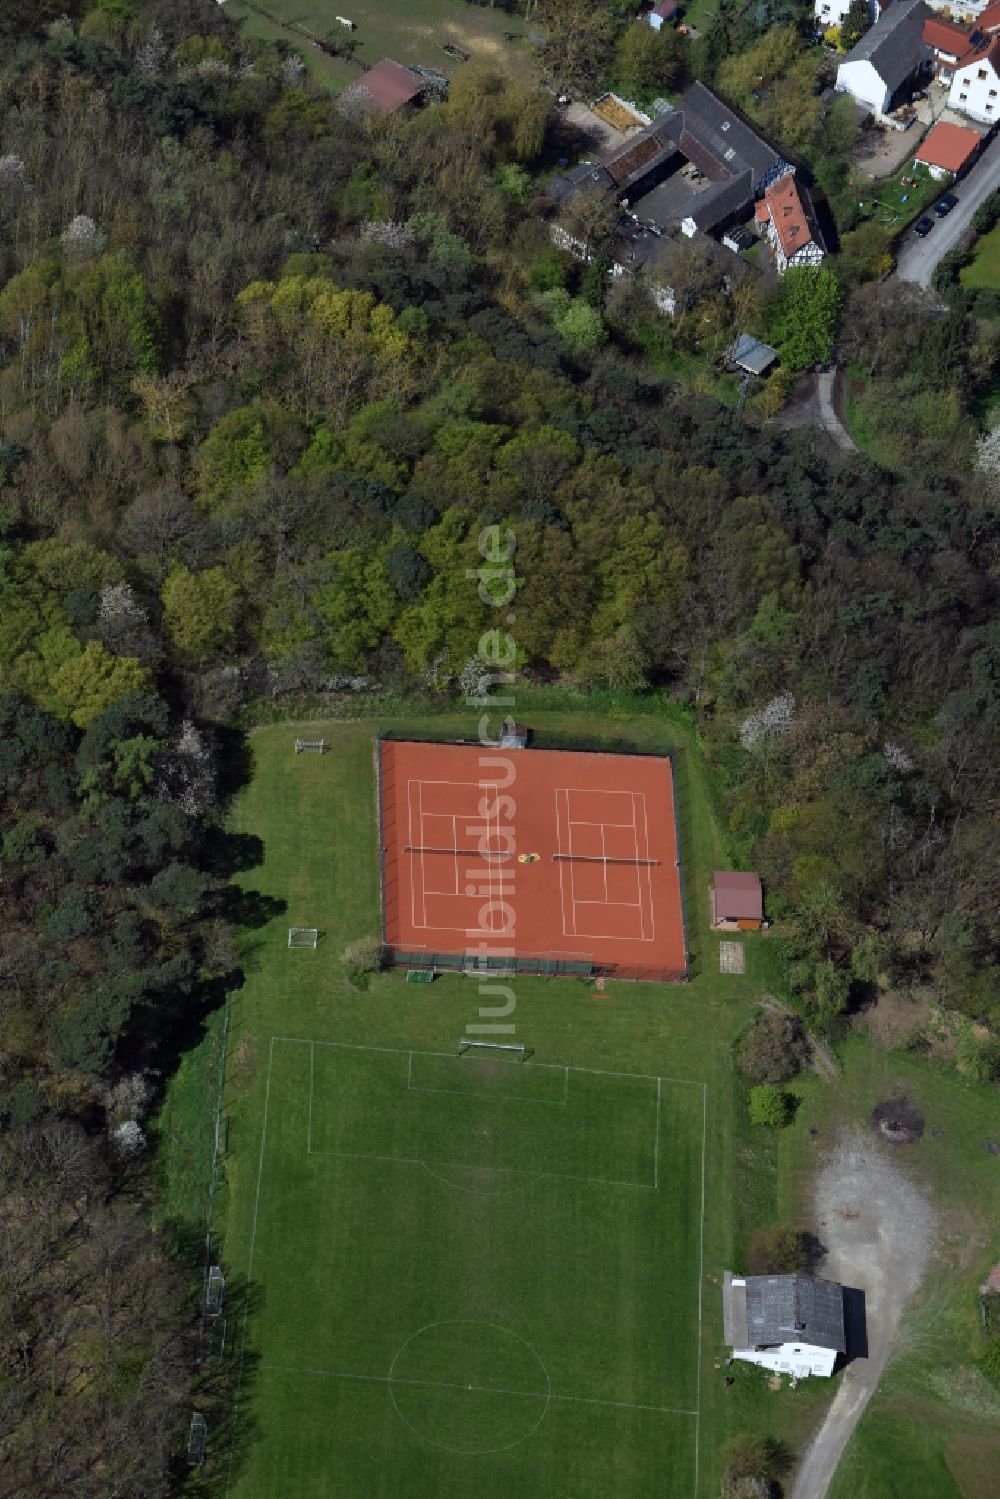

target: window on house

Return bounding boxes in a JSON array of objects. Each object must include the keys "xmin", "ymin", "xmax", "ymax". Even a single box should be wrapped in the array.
[
  {"xmin": 991, "ymin": 89, "xmax": 998, "ymax": 96},
  {"xmin": 962, "ymin": 76, "xmax": 971, "ymax": 85},
  {"xmin": 978, "ymin": 68, "xmax": 988, "ymax": 79},
  {"xmin": 960, "ymin": 91, "xmax": 968, "ymax": 99},
  {"xmin": 988, "ymin": 103, "xmax": 995, "ymax": 111}
]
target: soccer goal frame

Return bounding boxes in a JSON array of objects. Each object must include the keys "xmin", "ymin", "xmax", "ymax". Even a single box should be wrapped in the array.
[
  {"xmin": 458, "ymin": 1039, "xmax": 528, "ymax": 1062},
  {"xmin": 294, "ymin": 738, "xmax": 328, "ymax": 754},
  {"xmin": 288, "ymin": 927, "xmax": 319, "ymax": 948},
  {"xmin": 204, "ymin": 1265, "xmax": 225, "ymax": 1318}
]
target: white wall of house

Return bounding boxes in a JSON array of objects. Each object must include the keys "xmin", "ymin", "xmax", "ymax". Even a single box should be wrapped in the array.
[
  {"xmin": 915, "ymin": 157, "xmax": 953, "ymax": 177},
  {"xmin": 949, "ymin": 53, "xmax": 1000, "ymax": 120},
  {"xmin": 836, "ymin": 58, "xmax": 893, "ymax": 112},
  {"xmin": 926, "ymin": 0, "xmax": 992, "ymax": 16},
  {"xmin": 814, "ymin": 0, "xmax": 878, "ymax": 29},
  {"xmin": 732, "ymin": 1344, "xmax": 839, "ymax": 1378}
]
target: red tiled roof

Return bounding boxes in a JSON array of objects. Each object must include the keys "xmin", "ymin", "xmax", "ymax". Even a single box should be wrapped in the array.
[
  {"xmin": 352, "ymin": 58, "xmax": 423, "ymax": 115},
  {"xmin": 755, "ymin": 199, "xmax": 769, "ymax": 222},
  {"xmin": 955, "ymin": 32, "xmax": 1000, "ymax": 75},
  {"xmin": 922, "ymin": 17, "xmax": 971, "ymax": 56},
  {"xmin": 915, "ymin": 120, "xmax": 984, "ymax": 173},
  {"xmin": 978, "ymin": 1, "xmax": 1000, "ymax": 32},
  {"xmin": 764, "ymin": 173, "xmax": 816, "ymax": 261}
]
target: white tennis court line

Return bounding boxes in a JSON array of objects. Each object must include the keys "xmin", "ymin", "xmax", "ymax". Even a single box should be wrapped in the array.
[
  {"xmin": 555, "ymin": 785, "xmax": 657, "ymax": 943},
  {"xmin": 267, "ymin": 1362, "xmax": 699, "ymax": 1420}
]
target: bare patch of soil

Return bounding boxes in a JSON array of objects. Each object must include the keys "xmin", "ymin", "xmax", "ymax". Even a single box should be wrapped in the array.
[
  {"xmin": 871, "ymin": 1095, "xmax": 924, "ymax": 1145},
  {"xmin": 859, "ymin": 988, "xmax": 933, "ymax": 1050}
]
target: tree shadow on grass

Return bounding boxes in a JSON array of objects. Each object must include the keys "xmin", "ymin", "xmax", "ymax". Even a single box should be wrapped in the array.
[{"xmin": 180, "ymin": 1273, "xmax": 264, "ymax": 1496}]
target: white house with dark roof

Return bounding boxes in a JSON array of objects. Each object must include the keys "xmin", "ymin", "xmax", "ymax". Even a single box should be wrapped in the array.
[
  {"xmin": 836, "ymin": 0, "xmax": 934, "ymax": 114},
  {"xmin": 724, "ymin": 1271, "xmax": 847, "ymax": 1378}
]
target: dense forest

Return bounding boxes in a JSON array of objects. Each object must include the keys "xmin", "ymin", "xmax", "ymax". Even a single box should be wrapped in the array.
[{"xmin": 1, "ymin": 0, "xmax": 998, "ymax": 1491}]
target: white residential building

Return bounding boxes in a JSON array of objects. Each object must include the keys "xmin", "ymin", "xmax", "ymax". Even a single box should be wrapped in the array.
[
  {"xmin": 948, "ymin": 33, "xmax": 1000, "ymax": 119},
  {"xmin": 814, "ymin": 0, "xmax": 881, "ymax": 33},
  {"xmin": 723, "ymin": 1272, "xmax": 847, "ymax": 1379},
  {"xmin": 836, "ymin": 0, "xmax": 934, "ymax": 114}
]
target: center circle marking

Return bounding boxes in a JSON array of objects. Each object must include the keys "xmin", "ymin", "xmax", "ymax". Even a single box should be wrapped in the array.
[{"xmin": 387, "ymin": 1319, "xmax": 551, "ymax": 1454}]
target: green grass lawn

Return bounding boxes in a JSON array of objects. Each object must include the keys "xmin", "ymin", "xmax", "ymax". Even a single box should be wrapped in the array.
[
  {"xmin": 855, "ymin": 161, "xmax": 938, "ymax": 231},
  {"xmin": 960, "ymin": 222, "xmax": 1000, "ymax": 291},
  {"xmin": 226, "ymin": 0, "xmax": 529, "ymax": 94},
  {"xmin": 161, "ymin": 700, "xmax": 839, "ymax": 1496}
]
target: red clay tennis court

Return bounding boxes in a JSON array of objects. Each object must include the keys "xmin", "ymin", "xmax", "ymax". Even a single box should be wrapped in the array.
[{"xmin": 378, "ymin": 739, "xmax": 688, "ymax": 981}]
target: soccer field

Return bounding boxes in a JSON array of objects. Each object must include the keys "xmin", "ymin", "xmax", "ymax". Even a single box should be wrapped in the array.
[
  {"xmin": 168, "ymin": 709, "xmax": 809, "ymax": 1497},
  {"xmin": 235, "ymin": 1034, "xmax": 706, "ymax": 1497}
]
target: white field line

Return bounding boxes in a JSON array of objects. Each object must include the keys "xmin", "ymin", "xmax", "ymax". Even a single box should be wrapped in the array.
[
  {"xmin": 267, "ymin": 1362, "xmax": 698, "ymax": 1419},
  {"xmin": 694, "ymin": 1080, "xmax": 707, "ymax": 1499},
  {"xmin": 307, "ymin": 1145, "xmax": 656, "ymax": 1192},
  {"xmin": 308, "ymin": 1040, "xmax": 314, "ymax": 1154},
  {"xmin": 654, "ymin": 1076, "xmax": 661, "ymax": 1192},
  {"xmin": 270, "ymin": 1034, "xmax": 706, "ymax": 1089},
  {"xmin": 225, "ymin": 1035, "xmax": 276, "ymax": 1499}
]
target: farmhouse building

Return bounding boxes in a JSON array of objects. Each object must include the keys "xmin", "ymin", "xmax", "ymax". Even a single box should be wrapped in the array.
[
  {"xmin": 759, "ymin": 173, "xmax": 826, "ymax": 271},
  {"xmin": 723, "ymin": 1271, "xmax": 847, "ymax": 1378},
  {"xmin": 835, "ymin": 0, "xmax": 934, "ymax": 114},
  {"xmin": 547, "ymin": 82, "xmax": 794, "ymax": 244}
]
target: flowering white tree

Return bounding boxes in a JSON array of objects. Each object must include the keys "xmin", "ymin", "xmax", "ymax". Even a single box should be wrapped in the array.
[
  {"xmin": 61, "ymin": 214, "xmax": 104, "ymax": 260},
  {"xmin": 158, "ymin": 719, "xmax": 216, "ymax": 816},
  {"xmin": 105, "ymin": 1072, "xmax": 150, "ymax": 1125},
  {"xmin": 135, "ymin": 26, "xmax": 168, "ymax": 77},
  {"xmin": 883, "ymin": 741, "xmax": 914, "ymax": 774},
  {"xmin": 111, "ymin": 1120, "xmax": 146, "ymax": 1159},
  {"xmin": 281, "ymin": 53, "xmax": 306, "ymax": 87},
  {"xmin": 975, "ymin": 424, "xmax": 1000, "ymax": 493},
  {"xmin": 360, "ymin": 220, "xmax": 413, "ymax": 251},
  {"xmin": 0, "ymin": 155, "xmax": 28, "ymax": 190},
  {"xmin": 95, "ymin": 581, "xmax": 160, "ymax": 663},
  {"xmin": 739, "ymin": 693, "xmax": 795, "ymax": 751},
  {"xmin": 458, "ymin": 655, "xmax": 490, "ymax": 703}
]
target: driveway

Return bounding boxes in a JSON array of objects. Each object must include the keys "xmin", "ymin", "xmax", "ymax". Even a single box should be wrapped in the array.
[
  {"xmin": 894, "ymin": 133, "xmax": 1000, "ymax": 290},
  {"xmin": 790, "ymin": 1129, "xmax": 934, "ymax": 1499}
]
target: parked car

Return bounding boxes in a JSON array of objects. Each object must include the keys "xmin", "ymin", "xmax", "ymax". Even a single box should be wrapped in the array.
[
  {"xmin": 934, "ymin": 193, "xmax": 959, "ymax": 216},
  {"xmin": 913, "ymin": 216, "xmax": 934, "ymax": 238}
]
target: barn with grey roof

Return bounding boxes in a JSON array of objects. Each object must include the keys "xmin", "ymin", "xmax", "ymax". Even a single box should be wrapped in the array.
[{"xmin": 724, "ymin": 1271, "xmax": 846, "ymax": 1378}]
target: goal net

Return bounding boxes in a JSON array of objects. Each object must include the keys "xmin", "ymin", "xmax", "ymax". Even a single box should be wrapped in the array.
[
  {"xmin": 294, "ymin": 738, "xmax": 328, "ymax": 754},
  {"xmin": 288, "ymin": 928, "xmax": 318, "ymax": 948},
  {"xmin": 458, "ymin": 1039, "xmax": 528, "ymax": 1062},
  {"xmin": 205, "ymin": 1265, "xmax": 225, "ymax": 1317}
]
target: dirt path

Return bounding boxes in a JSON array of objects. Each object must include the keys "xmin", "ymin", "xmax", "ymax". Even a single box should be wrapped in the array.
[{"xmin": 790, "ymin": 1130, "xmax": 934, "ymax": 1499}]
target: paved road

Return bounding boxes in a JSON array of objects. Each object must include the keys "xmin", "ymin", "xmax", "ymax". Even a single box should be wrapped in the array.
[{"xmin": 894, "ymin": 134, "xmax": 1000, "ymax": 290}]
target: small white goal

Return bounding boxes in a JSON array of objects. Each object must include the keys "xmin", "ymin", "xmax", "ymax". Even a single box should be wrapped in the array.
[
  {"xmin": 288, "ymin": 927, "xmax": 319, "ymax": 949},
  {"xmin": 294, "ymin": 738, "xmax": 328, "ymax": 754},
  {"xmin": 458, "ymin": 1039, "xmax": 527, "ymax": 1062}
]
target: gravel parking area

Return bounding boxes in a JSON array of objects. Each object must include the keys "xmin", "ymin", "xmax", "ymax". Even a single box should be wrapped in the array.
[{"xmin": 790, "ymin": 1129, "xmax": 935, "ymax": 1499}]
